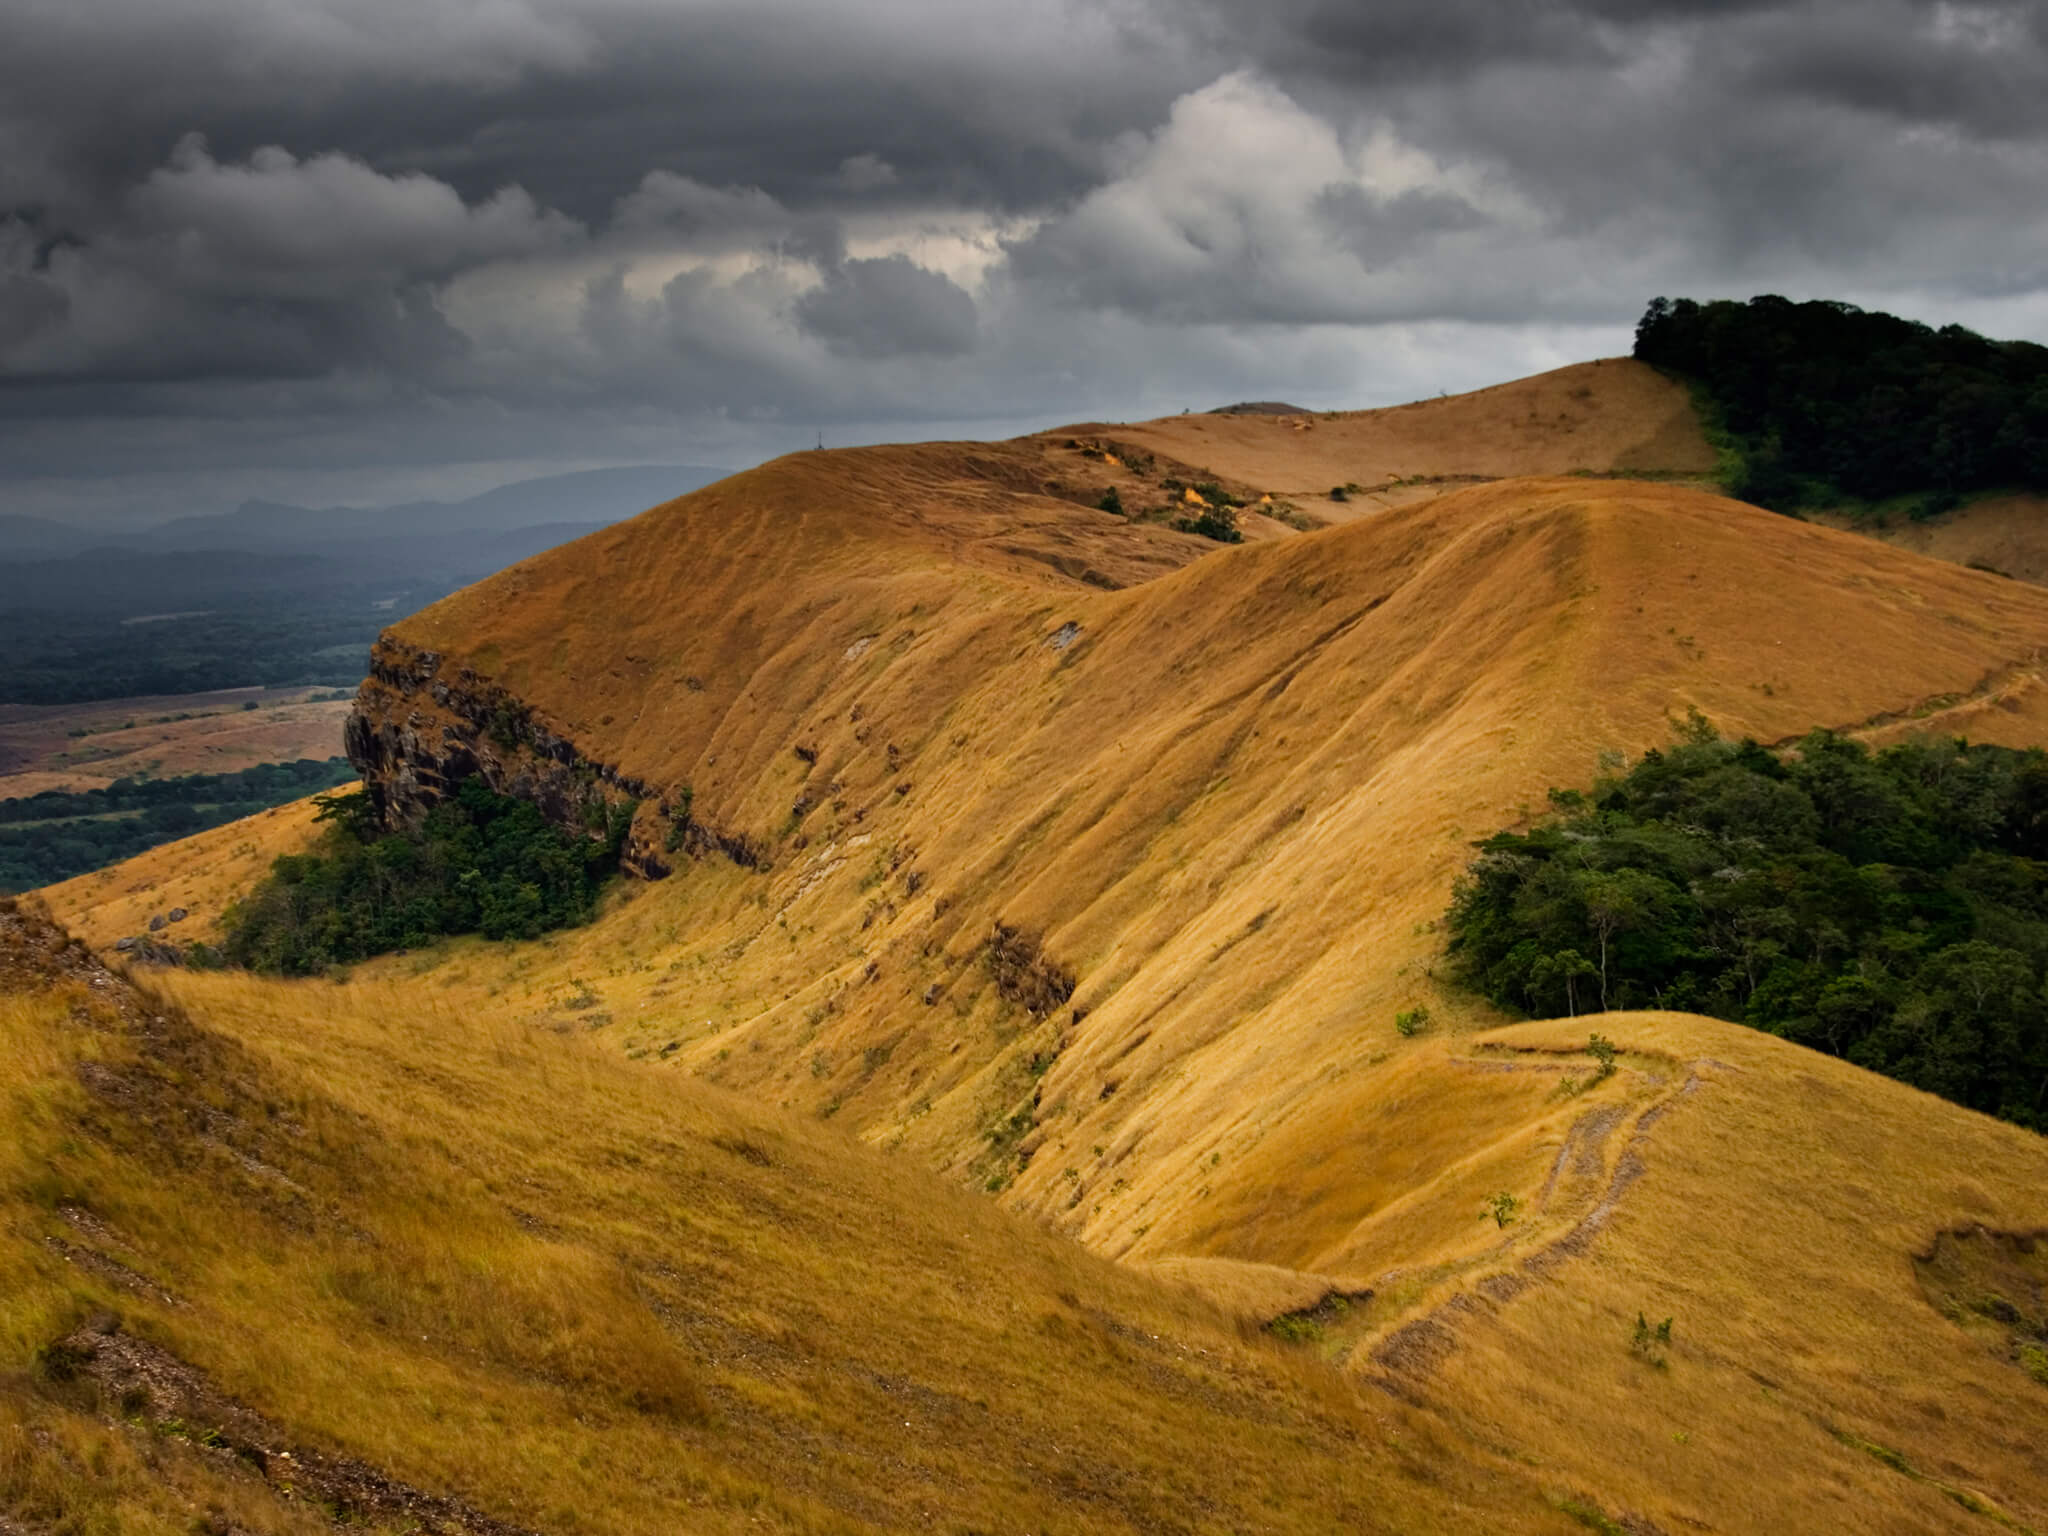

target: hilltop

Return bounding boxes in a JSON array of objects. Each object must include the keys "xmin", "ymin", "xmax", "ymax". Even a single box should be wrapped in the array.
[
  {"xmin": 1082, "ymin": 357, "xmax": 1718, "ymax": 511},
  {"xmin": 39, "ymin": 356, "xmax": 2048, "ymax": 1531}
]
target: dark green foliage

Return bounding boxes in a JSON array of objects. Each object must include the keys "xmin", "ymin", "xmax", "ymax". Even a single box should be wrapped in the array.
[
  {"xmin": 1633, "ymin": 295, "xmax": 2048, "ymax": 509},
  {"xmin": 1096, "ymin": 487, "xmax": 1124, "ymax": 516},
  {"xmin": 663, "ymin": 784, "xmax": 695, "ymax": 853},
  {"xmin": 0, "ymin": 758, "xmax": 356, "ymax": 893},
  {"xmin": 1630, "ymin": 1313, "xmax": 1674, "ymax": 1367},
  {"xmin": 1447, "ymin": 727, "xmax": 2048, "ymax": 1130},
  {"xmin": 1174, "ymin": 505, "xmax": 1244, "ymax": 543},
  {"xmin": 222, "ymin": 776, "xmax": 626, "ymax": 974},
  {"xmin": 0, "ymin": 603, "xmax": 384, "ymax": 705},
  {"xmin": 486, "ymin": 701, "xmax": 530, "ymax": 750}
]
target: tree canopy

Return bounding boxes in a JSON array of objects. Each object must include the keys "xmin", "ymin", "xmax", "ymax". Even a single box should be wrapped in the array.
[
  {"xmin": 1447, "ymin": 724, "xmax": 2048, "ymax": 1131},
  {"xmin": 1633, "ymin": 295, "xmax": 2048, "ymax": 511},
  {"xmin": 221, "ymin": 776, "xmax": 631, "ymax": 974}
]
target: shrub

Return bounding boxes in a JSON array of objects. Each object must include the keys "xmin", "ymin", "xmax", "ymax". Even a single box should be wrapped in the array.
[
  {"xmin": 222, "ymin": 776, "xmax": 627, "ymax": 974},
  {"xmin": 2021, "ymin": 1343, "xmax": 2048, "ymax": 1386},
  {"xmin": 1395, "ymin": 1006, "xmax": 1431, "ymax": 1037},
  {"xmin": 1485, "ymin": 1191, "xmax": 1519, "ymax": 1229},
  {"xmin": 985, "ymin": 923, "xmax": 1076, "ymax": 1017},
  {"xmin": 1174, "ymin": 506, "xmax": 1243, "ymax": 544},
  {"xmin": 1630, "ymin": 1312, "xmax": 1674, "ymax": 1367},
  {"xmin": 1096, "ymin": 487, "xmax": 1124, "ymax": 515}
]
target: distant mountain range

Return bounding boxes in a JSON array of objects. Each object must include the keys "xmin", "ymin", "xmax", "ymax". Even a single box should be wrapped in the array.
[{"xmin": 0, "ymin": 466, "xmax": 730, "ymax": 564}]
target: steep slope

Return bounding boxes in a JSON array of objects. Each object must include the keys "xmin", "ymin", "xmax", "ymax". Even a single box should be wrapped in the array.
[
  {"xmin": 1066, "ymin": 358, "xmax": 1717, "ymax": 508},
  {"xmin": 45, "ymin": 450, "xmax": 2048, "ymax": 1529},
  {"xmin": 1, "ymin": 894, "xmax": 1564, "ymax": 1534}
]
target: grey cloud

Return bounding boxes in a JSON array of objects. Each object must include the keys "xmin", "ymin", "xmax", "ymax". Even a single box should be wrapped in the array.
[
  {"xmin": 0, "ymin": 272, "xmax": 69, "ymax": 350},
  {"xmin": 1313, "ymin": 185, "xmax": 1491, "ymax": 268},
  {"xmin": 1704, "ymin": 1, "xmax": 2048, "ymax": 138},
  {"xmin": 0, "ymin": 137, "xmax": 561, "ymax": 384},
  {"xmin": 797, "ymin": 256, "xmax": 978, "ymax": 358},
  {"xmin": 2, "ymin": 0, "xmax": 2047, "ymax": 521}
]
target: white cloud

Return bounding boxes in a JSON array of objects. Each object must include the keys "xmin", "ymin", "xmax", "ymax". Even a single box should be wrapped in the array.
[{"xmin": 1009, "ymin": 71, "xmax": 1577, "ymax": 324}]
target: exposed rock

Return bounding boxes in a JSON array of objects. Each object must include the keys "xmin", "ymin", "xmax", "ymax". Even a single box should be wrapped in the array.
[
  {"xmin": 44, "ymin": 1316, "xmax": 535, "ymax": 1535},
  {"xmin": 345, "ymin": 635, "xmax": 762, "ymax": 879}
]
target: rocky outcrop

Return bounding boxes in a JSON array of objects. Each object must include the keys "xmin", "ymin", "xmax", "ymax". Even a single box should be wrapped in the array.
[{"xmin": 344, "ymin": 637, "xmax": 760, "ymax": 879}]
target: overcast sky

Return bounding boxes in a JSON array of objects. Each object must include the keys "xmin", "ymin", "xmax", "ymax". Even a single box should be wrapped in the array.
[{"xmin": 4, "ymin": 0, "xmax": 2047, "ymax": 525}]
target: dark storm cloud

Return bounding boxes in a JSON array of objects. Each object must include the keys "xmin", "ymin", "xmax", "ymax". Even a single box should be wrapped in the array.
[
  {"xmin": 798, "ymin": 257, "xmax": 978, "ymax": 357},
  {"xmin": 0, "ymin": 273, "xmax": 69, "ymax": 352},
  {"xmin": 1, "ymin": 0, "xmax": 2045, "ymax": 521}
]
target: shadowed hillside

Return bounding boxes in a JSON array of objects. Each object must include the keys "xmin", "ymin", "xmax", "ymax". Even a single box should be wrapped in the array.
[{"xmin": 43, "ymin": 401, "xmax": 2048, "ymax": 1529}]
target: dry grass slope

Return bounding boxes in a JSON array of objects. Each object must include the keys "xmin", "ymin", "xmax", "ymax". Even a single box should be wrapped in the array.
[
  {"xmin": 41, "ymin": 382, "xmax": 2048, "ymax": 1530},
  {"xmin": 1813, "ymin": 493, "xmax": 2048, "ymax": 591},
  {"xmin": 1068, "ymin": 358, "xmax": 1717, "ymax": 508},
  {"xmin": 2, "ymin": 895, "xmax": 1572, "ymax": 1534}
]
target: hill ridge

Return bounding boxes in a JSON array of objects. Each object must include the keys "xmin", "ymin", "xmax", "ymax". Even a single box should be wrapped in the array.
[{"xmin": 38, "ymin": 366, "xmax": 2048, "ymax": 1531}]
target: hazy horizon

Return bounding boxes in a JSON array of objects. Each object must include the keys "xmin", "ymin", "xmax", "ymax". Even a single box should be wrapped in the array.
[{"xmin": 5, "ymin": 0, "xmax": 2048, "ymax": 526}]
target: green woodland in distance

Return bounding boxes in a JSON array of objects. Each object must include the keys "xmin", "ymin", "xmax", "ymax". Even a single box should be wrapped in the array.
[{"xmin": 0, "ymin": 759, "xmax": 354, "ymax": 893}]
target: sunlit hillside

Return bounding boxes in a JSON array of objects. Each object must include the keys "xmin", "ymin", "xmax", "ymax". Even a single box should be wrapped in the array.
[
  {"xmin": 5, "ymin": 894, "xmax": 1584, "ymax": 1534},
  {"xmin": 1090, "ymin": 356, "xmax": 1719, "ymax": 506},
  {"xmin": 40, "ymin": 360, "xmax": 2048, "ymax": 1532}
]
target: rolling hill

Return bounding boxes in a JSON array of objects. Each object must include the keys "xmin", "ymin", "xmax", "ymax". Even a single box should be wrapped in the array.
[
  {"xmin": 36, "ymin": 357, "xmax": 2048, "ymax": 1532},
  {"xmin": 1096, "ymin": 356, "xmax": 1719, "ymax": 503}
]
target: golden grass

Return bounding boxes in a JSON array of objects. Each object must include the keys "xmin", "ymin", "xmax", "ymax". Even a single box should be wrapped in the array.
[
  {"xmin": 2, "ymin": 899, "xmax": 1576, "ymax": 1533},
  {"xmin": 46, "ymin": 795, "xmax": 323, "ymax": 949},
  {"xmin": 1811, "ymin": 492, "xmax": 2048, "ymax": 591},
  {"xmin": 1075, "ymin": 358, "xmax": 1717, "ymax": 502},
  {"xmin": 39, "ymin": 429, "xmax": 2048, "ymax": 1528}
]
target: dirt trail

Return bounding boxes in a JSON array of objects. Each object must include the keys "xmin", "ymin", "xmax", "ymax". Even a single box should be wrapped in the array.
[{"xmin": 1365, "ymin": 1053, "xmax": 1711, "ymax": 1397}]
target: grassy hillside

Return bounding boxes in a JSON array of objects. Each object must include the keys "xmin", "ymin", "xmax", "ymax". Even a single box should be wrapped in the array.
[
  {"xmin": 1080, "ymin": 357, "xmax": 1717, "ymax": 510},
  {"xmin": 1811, "ymin": 491, "xmax": 2048, "ymax": 589},
  {"xmin": 2, "ymin": 894, "xmax": 1572, "ymax": 1533},
  {"xmin": 38, "ymin": 374, "xmax": 2048, "ymax": 1529}
]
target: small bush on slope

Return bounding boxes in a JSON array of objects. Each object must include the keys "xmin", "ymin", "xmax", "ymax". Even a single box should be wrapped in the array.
[
  {"xmin": 1446, "ymin": 724, "xmax": 2048, "ymax": 1130},
  {"xmin": 222, "ymin": 776, "xmax": 626, "ymax": 973}
]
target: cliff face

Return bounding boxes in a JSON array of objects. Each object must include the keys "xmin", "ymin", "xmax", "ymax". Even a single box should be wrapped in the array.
[
  {"xmin": 339, "ymin": 437, "xmax": 1216, "ymax": 889},
  {"xmin": 345, "ymin": 635, "xmax": 762, "ymax": 880}
]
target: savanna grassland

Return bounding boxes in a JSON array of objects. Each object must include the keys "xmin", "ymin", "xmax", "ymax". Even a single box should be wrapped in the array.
[{"xmin": 24, "ymin": 353, "xmax": 2048, "ymax": 1533}]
